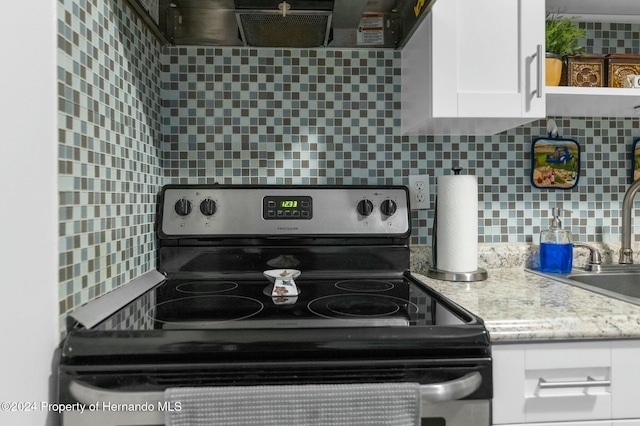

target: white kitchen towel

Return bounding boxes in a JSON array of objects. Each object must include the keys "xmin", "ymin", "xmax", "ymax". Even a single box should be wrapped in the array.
[{"xmin": 164, "ymin": 382, "xmax": 421, "ymax": 426}]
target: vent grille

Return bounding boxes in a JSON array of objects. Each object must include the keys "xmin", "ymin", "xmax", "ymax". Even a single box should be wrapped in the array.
[{"xmin": 236, "ymin": 12, "xmax": 332, "ymax": 47}]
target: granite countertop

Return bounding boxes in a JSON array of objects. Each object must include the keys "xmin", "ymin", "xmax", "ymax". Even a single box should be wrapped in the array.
[{"xmin": 412, "ymin": 269, "xmax": 640, "ymax": 344}]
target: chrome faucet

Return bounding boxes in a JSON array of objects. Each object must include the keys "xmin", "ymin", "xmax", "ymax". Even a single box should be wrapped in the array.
[
  {"xmin": 619, "ymin": 178, "xmax": 640, "ymax": 263},
  {"xmin": 573, "ymin": 242, "xmax": 602, "ymax": 271}
]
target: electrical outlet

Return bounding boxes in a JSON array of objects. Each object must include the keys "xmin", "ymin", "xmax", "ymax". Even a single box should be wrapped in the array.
[{"xmin": 408, "ymin": 174, "xmax": 430, "ymax": 210}]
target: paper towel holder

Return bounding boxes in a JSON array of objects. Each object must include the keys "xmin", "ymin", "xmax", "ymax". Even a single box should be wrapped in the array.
[{"xmin": 426, "ymin": 166, "xmax": 488, "ymax": 282}]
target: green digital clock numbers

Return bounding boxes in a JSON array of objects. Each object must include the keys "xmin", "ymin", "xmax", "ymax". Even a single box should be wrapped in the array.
[{"xmin": 263, "ymin": 196, "xmax": 312, "ymax": 220}]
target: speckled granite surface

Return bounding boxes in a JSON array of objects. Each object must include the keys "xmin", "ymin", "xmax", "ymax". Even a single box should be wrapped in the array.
[
  {"xmin": 410, "ymin": 242, "xmax": 640, "ymax": 273},
  {"xmin": 410, "ymin": 243, "xmax": 640, "ymax": 343}
]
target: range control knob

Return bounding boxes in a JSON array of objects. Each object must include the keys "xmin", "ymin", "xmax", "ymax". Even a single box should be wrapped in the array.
[
  {"xmin": 174, "ymin": 199, "xmax": 192, "ymax": 216},
  {"xmin": 200, "ymin": 198, "xmax": 217, "ymax": 216},
  {"xmin": 356, "ymin": 199, "xmax": 374, "ymax": 216},
  {"xmin": 380, "ymin": 199, "xmax": 397, "ymax": 216}
]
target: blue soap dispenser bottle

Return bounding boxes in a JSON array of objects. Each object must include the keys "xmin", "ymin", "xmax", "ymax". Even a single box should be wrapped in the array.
[{"xmin": 539, "ymin": 207, "xmax": 573, "ymax": 273}]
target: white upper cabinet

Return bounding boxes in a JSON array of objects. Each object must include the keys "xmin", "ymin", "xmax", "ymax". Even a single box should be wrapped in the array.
[{"xmin": 401, "ymin": 0, "xmax": 546, "ymax": 136}]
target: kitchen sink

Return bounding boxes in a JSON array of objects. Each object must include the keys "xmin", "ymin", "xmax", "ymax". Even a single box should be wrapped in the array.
[{"xmin": 528, "ymin": 265, "xmax": 640, "ymax": 305}]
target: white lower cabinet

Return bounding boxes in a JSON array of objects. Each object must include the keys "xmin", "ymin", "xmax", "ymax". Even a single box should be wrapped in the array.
[
  {"xmin": 611, "ymin": 341, "xmax": 640, "ymax": 421},
  {"xmin": 501, "ymin": 422, "xmax": 640, "ymax": 426},
  {"xmin": 493, "ymin": 340, "xmax": 640, "ymax": 426},
  {"xmin": 499, "ymin": 423, "xmax": 611, "ymax": 426}
]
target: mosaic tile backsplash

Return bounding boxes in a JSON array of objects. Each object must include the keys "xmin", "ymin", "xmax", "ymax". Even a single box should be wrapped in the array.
[
  {"xmin": 160, "ymin": 21, "xmax": 640, "ymax": 247},
  {"xmin": 57, "ymin": 0, "xmax": 163, "ymax": 332},
  {"xmin": 57, "ymin": 2, "xmax": 640, "ymax": 336}
]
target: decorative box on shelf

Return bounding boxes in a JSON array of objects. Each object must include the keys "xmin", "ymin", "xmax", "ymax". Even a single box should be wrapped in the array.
[
  {"xmin": 567, "ymin": 54, "xmax": 605, "ymax": 87},
  {"xmin": 606, "ymin": 54, "xmax": 640, "ymax": 87}
]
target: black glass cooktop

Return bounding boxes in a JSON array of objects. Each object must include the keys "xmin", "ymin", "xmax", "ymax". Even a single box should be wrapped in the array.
[
  {"xmin": 94, "ymin": 273, "xmax": 472, "ymax": 332},
  {"xmin": 63, "ymin": 271, "xmax": 490, "ymax": 367}
]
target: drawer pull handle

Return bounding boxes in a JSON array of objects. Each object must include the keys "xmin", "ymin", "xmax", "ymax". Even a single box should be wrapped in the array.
[{"xmin": 538, "ymin": 376, "xmax": 611, "ymax": 389}]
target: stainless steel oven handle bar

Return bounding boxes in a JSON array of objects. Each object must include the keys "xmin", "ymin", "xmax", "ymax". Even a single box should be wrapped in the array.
[
  {"xmin": 69, "ymin": 372, "xmax": 482, "ymax": 405},
  {"xmin": 70, "ymin": 380, "xmax": 164, "ymax": 406},
  {"xmin": 420, "ymin": 372, "xmax": 482, "ymax": 403}
]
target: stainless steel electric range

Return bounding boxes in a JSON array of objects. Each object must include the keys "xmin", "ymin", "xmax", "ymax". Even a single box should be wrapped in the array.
[{"xmin": 58, "ymin": 185, "xmax": 492, "ymax": 426}]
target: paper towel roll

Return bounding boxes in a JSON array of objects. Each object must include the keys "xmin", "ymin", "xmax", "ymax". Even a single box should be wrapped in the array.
[{"xmin": 436, "ymin": 174, "xmax": 478, "ymax": 273}]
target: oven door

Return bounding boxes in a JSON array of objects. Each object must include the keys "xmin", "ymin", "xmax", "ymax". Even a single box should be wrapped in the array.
[
  {"xmin": 60, "ymin": 372, "xmax": 490, "ymax": 426},
  {"xmin": 62, "ymin": 403, "xmax": 490, "ymax": 426},
  {"xmin": 421, "ymin": 400, "xmax": 491, "ymax": 425}
]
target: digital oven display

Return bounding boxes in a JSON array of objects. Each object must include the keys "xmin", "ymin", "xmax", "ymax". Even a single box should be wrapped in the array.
[{"xmin": 263, "ymin": 196, "xmax": 312, "ymax": 220}]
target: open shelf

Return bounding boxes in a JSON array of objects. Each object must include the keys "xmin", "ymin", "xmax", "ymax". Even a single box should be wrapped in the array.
[
  {"xmin": 544, "ymin": 0, "xmax": 640, "ymax": 117},
  {"xmin": 546, "ymin": 86, "xmax": 640, "ymax": 117},
  {"xmin": 546, "ymin": 0, "xmax": 640, "ymax": 24}
]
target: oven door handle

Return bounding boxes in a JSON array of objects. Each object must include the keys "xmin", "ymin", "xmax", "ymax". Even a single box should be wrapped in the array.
[
  {"xmin": 70, "ymin": 380, "xmax": 164, "ymax": 405},
  {"xmin": 70, "ymin": 372, "xmax": 483, "ymax": 405},
  {"xmin": 420, "ymin": 371, "xmax": 483, "ymax": 403}
]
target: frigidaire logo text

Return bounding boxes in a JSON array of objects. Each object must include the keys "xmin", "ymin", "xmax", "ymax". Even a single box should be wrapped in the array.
[{"xmin": 277, "ymin": 227, "xmax": 299, "ymax": 231}]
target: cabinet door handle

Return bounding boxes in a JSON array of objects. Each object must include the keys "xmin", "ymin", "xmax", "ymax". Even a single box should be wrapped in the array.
[
  {"xmin": 538, "ymin": 376, "xmax": 611, "ymax": 389},
  {"xmin": 534, "ymin": 44, "xmax": 543, "ymax": 98}
]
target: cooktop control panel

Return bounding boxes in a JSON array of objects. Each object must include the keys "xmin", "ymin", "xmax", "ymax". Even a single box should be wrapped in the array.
[
  {"xmin": 262, "ymin": 195, "xmax": 313, "ymax": 220},
  {"xmin": 159, "ymin": 185, "xmax": 410, "ymax": 237}
]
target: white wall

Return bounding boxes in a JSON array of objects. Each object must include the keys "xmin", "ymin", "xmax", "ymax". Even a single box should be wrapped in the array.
[{"xmin": 0, "ymin": 1, "xmax": 58, "ymax": 425}]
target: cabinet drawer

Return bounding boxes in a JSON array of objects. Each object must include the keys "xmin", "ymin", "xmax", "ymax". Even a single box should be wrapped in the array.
[
  {"xmin": 493, "ymin": 342, "xmax": 613, "ymax": 424},
  {"xmin": 524, "ymin": 366, "xmax": 611, "ymax": 423},
  {"xmin": 524, "ymin": 342, "xmax": 612, "ymax": 423}
]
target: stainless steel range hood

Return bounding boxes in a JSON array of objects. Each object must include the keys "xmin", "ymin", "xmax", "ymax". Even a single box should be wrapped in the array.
[{"xmin": 140, "ymin": 0, "xmax": 436, "ymax": 48}]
